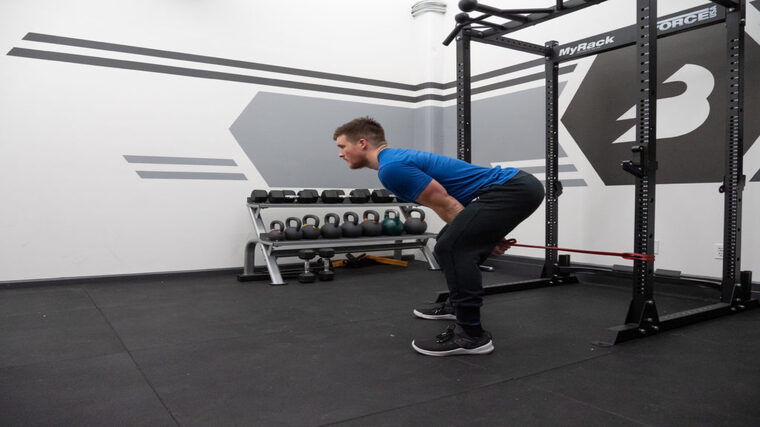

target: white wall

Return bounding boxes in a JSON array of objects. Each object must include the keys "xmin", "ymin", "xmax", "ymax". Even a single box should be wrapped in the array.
[
  {"xmin": 0, "ymin": 0, "xmax": 758, "ymax": 281},
  {"xmin": 0, "ymin": 0, "xmax": 425, "ymax": 281}
]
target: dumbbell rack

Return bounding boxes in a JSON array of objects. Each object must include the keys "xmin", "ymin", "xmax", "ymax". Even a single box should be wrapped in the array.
[{"xmin": 239, "ymin": 201, "xmax": 440, "ymax": 285}]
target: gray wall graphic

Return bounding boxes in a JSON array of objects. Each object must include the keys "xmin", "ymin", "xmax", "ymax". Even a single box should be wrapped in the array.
[
  {"xmin": 8, "ymin": 31, "xmax": 580, "ymax": 187},
  {"xmin": 563, "ymin": 24, "xmax": 760, "ymax": 185},
  {"xmin": 8, "ymin": 33, "xmax": 573, "ymax": 104},
  {"xmin": 124, "ymin": 155, "xmax": 246, "ymax": 180},
  {"xmin": 440, "ymin": 84, "xmax": 568, "ymax": 166},
  {"xmin": 230, "ymin": 85, "xmax": 567, "ymax": 188}
]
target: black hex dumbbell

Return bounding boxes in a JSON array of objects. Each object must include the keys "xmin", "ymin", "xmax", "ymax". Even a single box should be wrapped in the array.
[
  {"xmin": 370, "ymin": 189, "xmax": 395, "ymax": 203},
  {"xmin": 297, "ymin": 189, "xmax": 319, "ymax": 203},
  {"xmin": 297, "ymin": 249, "xmax": 317, "ymax": 283},
  {"xmin": 317, "ymin": 248, "xmax": 335, "ymax": 281},
  {"xmin": 268, "ymin": 190, "xmax": 297, "ymax": 203},
  {"xmin": 247, "ymin": 189, "xmax": 269, "ymax": 203}
]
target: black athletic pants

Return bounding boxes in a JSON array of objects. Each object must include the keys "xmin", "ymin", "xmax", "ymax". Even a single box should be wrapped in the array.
[{"xmin": 434, "ymin": 170, "xmax": 545, "ymax": 325}]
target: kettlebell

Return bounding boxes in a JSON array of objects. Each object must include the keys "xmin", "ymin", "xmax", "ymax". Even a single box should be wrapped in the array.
[
  {"xmin": 321, "ymin": 213, "xmax": 342, "ymax": 239},
  {"xmin": 284, "ymin": 217, "xmax": 303, "ymax": 240},
  {"xmin": 381, "ymin": 209, "xmax": 404, "ymax": 236},
  {"xmin": 301, "ymin": 214, "xmax": 321, "ymax": 240},
  {"xmin": 267, "ymin": 220, "xmax": 285, "ymax": 241},
  {"xmin": 403, "ymin": 208, "xmax": 428, "ymax": 235},
  {"xmin": 361, "ymin": 210, "xmax": 382, "ymax": 237},
  {"xmin": 341, "ymin": 211, "xmax": 363, "ymax": 238}
]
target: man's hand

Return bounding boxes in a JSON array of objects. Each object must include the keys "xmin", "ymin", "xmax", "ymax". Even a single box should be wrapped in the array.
[{"xmin": 490, "ymin": 238, "xmax": 512, "ymax": 257}]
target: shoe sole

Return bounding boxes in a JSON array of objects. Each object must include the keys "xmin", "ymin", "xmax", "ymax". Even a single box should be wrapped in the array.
[
  {"xmin": 411, "ymin": 340, "xmax": 494, "ymax": 356},
  {"xmin": 412, "ymin": 309, "xmax": 456, "ymax": 320}
]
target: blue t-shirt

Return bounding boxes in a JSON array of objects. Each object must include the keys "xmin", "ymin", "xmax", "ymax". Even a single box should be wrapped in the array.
[{"xmin": 377, "ymin": 148, "xmax": 519, "ymax": 206}]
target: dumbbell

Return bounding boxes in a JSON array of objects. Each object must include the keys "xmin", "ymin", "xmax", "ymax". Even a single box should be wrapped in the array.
[
  {"xmin": 268, "ymin": 190, "xmax": 296, "ymax": 203},
  {"xmin": 317, "ymin": 248, "xmax": 335, "ymax": 281},
  {"xmin": 296, "ymin": 189, "xmax": 319, "ymax": 203},
  {"xmin": 320, "ymin": 189, "xmax": 371, "ymax": 203},
  {"xmin": 247, "ymin": 189, "xmax": 269, "ymax": 203},
  {"xmin": 269, "ymin": 189, "xmax": 319, "ymax": 203},
  {"xmin": 370, "ymin": 189, "xmax": 395, "ymax": 203},
  {"xmin": 297, "ymin": 249, "xmax": 317, "ymax": 283}
]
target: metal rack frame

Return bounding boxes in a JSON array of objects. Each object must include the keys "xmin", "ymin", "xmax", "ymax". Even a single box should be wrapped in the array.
[
  {"xmin": 239, "ymin": 202, "xmax": 439, "ymax": 285},
  {"xmin": 442, "ymin": 0, "xmax": 757, "ymax": 345}
]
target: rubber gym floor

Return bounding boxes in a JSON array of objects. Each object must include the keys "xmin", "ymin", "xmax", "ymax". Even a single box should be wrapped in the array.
[{"xmin": 1, "ymin": 258, "xmax": 759, "ymax": 426}]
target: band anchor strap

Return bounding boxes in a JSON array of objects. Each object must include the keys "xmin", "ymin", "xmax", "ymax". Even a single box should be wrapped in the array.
[{"xmin": 504, "ymin": 239, "xmax": 655, "ymax": 262}]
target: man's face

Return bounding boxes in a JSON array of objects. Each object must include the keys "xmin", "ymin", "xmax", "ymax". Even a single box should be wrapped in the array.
[{"xmin": 336, "ymin": 135, "xmax": 367, "ymax": 169}]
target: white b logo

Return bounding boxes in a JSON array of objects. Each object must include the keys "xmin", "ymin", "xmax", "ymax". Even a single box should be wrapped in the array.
[{"xmin": 612, "ymin": 64, "xmax": 714, "ymax": 144}]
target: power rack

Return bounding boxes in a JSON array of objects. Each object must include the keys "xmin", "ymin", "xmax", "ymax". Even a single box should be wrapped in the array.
[{"xmin": 441, "ymin": 0, "xmax": 757, "ymax": 345}]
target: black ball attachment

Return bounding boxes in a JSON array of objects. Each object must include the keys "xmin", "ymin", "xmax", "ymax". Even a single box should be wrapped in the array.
[{"xmin": 459, "ymin": 0, "xmax": 478, "ymax": 12}]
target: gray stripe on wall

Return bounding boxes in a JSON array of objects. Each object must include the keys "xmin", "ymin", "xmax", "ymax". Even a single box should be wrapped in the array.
[
  {"xmin": 520, "ymin": 164, "xmax": 578, "ymax": 174},
  {"xmin": 136, "ymin": 171, "xmax": 247, "ymax": 180},
  {"xmin": 7, "ymin": 48, "xmax": 575, "ymax": 103},
  {"xmin": 7, "ymin": 48, "xmax": 422, "ymax": 103},
  {"xmin": 470, "ymin": 59, "xmax": 547, "ymax": 84},
  {"xmin": 456, "ymin": 67, "xmax": 576, "ymax": 100},
  {"xmin": 23, "ymin": 32, "xmax": 420, "ymax": 91},
  {"xmin": 21, "ymin": 33, "xmax": 549, "ymax": 92},
  {"xmin": 124, "ymin": 155, "xmax": 237, "ymax": 166},
  {"xmin": 752, "ymin": 169, "xmax": 760, "ymax": 182}
]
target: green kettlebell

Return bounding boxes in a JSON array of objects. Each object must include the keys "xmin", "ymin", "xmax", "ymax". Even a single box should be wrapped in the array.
[{"xmin": 381, "ymin": 209, "xmax": 404, "ymax": 236}]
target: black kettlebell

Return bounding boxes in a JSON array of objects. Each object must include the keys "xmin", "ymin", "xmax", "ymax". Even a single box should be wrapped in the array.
[
  {"xmin": 361, "ymin": 210, "xmax": 382, "ymax": 237},
  {"xmin": 301, "ymin": 214, "xmax": 321, "ymax": 240},
  {"xmin": 284, "ymin": 217, "xmax": 303, "ymax": 240},
  {"xmin": 267, "ymin": 220, "xmax": 285, "ymax": 241},
  {"xmin": 321, "ymin": 213, "xmax": 342, "ymax": 239},
  {"xmin": 404, "ymin": 208, "xmax": 428, "ymax": 235},
  {"xmin": 341, "ymin": 211, "xmax": 362, "ymax": 238},
  {"xmin": 381, "ymin": 209, "xmax": 404, "ymax": 236}
]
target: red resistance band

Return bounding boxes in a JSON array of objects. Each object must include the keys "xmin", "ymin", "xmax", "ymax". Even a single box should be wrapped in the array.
[{"xmin": 503, "ymin": 239, "xmax": 655, "ymax": 262}]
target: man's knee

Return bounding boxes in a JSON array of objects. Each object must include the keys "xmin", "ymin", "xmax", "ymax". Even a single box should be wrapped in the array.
[{"xmin": 434, "ymin": 238, "xmax": 454, "ymax": 260}]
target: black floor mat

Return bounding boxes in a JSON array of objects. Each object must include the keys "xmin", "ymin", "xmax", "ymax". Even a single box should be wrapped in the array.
[{"xmin": 1, "ymin": 260, "xmax": 758, "ymax": 426}]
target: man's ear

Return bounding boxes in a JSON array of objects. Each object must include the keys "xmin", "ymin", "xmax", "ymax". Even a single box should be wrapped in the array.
[{"xmin": 357, "ymin": 138, "xmax": 368, "ymax": 150}]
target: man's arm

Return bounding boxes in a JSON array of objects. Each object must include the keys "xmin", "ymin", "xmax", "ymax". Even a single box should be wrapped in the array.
[{"xmin": 415, "ymin": 179, "xmax": 464, "ymax": 224}]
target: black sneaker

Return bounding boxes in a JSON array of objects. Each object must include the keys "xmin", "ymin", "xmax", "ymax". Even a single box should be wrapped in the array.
[
  {"xmin": 412, "ymin": 302, "xmax": 456, "ymax": 320},
  {"xmin": 412, "ymin": 324, "xmax": 494, "ymax": 356}
]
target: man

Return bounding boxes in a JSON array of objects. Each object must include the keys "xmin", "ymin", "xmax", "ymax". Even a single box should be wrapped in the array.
[{"xmin": 333, "ymin": 117, "xmax": 544, "ymax": 356}]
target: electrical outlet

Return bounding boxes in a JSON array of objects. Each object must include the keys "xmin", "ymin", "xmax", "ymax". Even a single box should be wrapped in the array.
[
  {"xmin": 654, "ymin": 240, "xmax": 659, "ymax": 255},
  {"xmin": 715, "ymin": 244, "xmax": 724, "ymax": 260}
]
